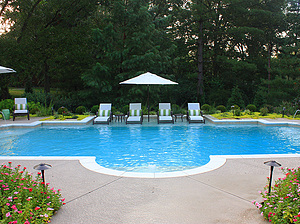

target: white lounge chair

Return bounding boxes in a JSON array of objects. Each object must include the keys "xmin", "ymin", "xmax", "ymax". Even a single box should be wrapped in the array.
[
  {"xmin": 126, "ymin": 103, "xmax": 143, "ymax": 124},
  {"xmin": 93, "ymin": 103, "xmax": 112, "ymax": 124},
  {"xmin": 13, "ymin": 98, "xmax": 30, "ymax": 121},
  {"xmin": 157, "ymin": 103, "xmax": 174, "ymax": 124},
  {"xmin": 187, "ymin": 103, "xmax": 205, "ymax": 124}
]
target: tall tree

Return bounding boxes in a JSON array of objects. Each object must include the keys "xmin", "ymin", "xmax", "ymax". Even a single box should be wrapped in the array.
[
  {"xmin": 0, "ymin": 0, "xmax": 98, "ymax": 93},
  {"xmin": 82, "ymin": 0, "xmax": 176, "ymax": 107}
]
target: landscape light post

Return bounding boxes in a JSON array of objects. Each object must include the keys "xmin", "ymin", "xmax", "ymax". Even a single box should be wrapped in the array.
[
  {"xmin": 264, "ymin": 160, "xmax": 281, "ymax": 195},
  {"xmin": 282, "ymin": 107, "xmax": 286, "ymax": 118},
  {"xmin": 33, "ymin": 163, "xmax": 52, "ymax": 186}
]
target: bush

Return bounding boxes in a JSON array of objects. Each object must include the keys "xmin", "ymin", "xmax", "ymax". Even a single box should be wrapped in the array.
[
  {"xmin": 253, "ymin": 167, "xmax": 300, "ymax": 223},
  {"xmin": 216, "ymin": 105, "xmax": 226, "ymax": 112},
  {"xmin": 57, "ymin": 107, "xmax": 68, "ymax": 115},
  {"xmin": 121, "ymin": 105, "xmax": 129, "ymax": 114},
  {"xmin": 201, "ymin": 104, "xmax": 211, "ymax": 112},
  {"xmin": 91, "ymin": 105, "xmax": 99, "ymax": 114},
  {"xmin": 246, "ymin": 104, "xmax": 257, "ymax": 112},
  {"xmin": 28, "ymin": 101, "xmax": 42, "ymax": 114},
  {"xmin": 75, "ymin": 106, "xmax": 86, "ymax": 115},
  {"xmin": 172, "ymin": 104, "xmax": 185, "ymax": 114},
  {"xmin": 0, "ymin": 99, "xmax": 14, "ymax": 112},
  {"xmin": 260, "ymin": 107, "xmax": 269, "ymax": 116},
  {"xmin": 234, "ymin": 108, "xmax": 241, "ymax": 116},
  {"xmin": 0, "ymin": 162, "xmax": 64, "ymax": 223}
]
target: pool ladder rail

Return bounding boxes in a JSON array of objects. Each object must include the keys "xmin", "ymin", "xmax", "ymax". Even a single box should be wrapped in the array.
[
  {"xmin": 0, "ymin": 111, "xmax": 6, "ymax": 123},
  {"xmin": 293, "ymin": 110, "xmax": 300, "ymax": 119}
]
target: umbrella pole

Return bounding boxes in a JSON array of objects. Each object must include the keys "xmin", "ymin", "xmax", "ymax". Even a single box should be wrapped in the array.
[{"xmin": 147, "ymin": 85, "xmax": 150, "ymax": 122}]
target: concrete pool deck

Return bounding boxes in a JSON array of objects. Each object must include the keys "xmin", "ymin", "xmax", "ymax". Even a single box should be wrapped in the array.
[{"xmin": 1, "ymin": 116, "xmax": 300, "ymax": 223}]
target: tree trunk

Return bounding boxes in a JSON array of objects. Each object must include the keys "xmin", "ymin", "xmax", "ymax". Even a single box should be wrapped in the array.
[
  {"xmin": 43, "ymin": 60, "xmax": 50, "ymax": 93},
  {"xmin": 267, "ymin": 42, "xmax": 272, "ymax": 92},
  {"xmin": 197, "ymin": 20, "xmax": 204, "ymax": 101}
]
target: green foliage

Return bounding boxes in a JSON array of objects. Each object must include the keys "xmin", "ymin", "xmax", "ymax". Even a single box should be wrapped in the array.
[
  {"xmin": 227, "ymin": 86, "xmax": 245, "ymax": 109},
  {"xmin": 201, "ymin": 104, "xmax": 211, "ymax": 112},
  {"xmin": 0, "ymin": 99, "xmax": 14, "ymax": 111},
  {"xmin": 260, "ymin": 107, "xmax": 269, "ymax": 116},
  {"xmin": 28, "ymin": 101, "xmax": 41, "ymax": 114},
  {"xmin": 23, "ymin": 91, "xmax": 52, "ymax": 108},
  {"xmin": 75, "ymin": 106, "xmax": 87, "ymax": 115},
  {"xmin": 121, "ymin": 105, "xmax": 129, "ymax": 115},
  {"xmin": 57, "ymin": 107, "xmax": 68, "ymax": 115},
  {"xmin": 0, "ymin": 162, "xmax": 64, "ymax": 223},
  {"xmin": 91, "ymin": 105, "xmax": 99, "ymax": 114},
  {"xmin": 216, "ymin": 105, "xmax": 226, "ymax": 112},
  {"xmin": 234, "ymin": 108, "xmax": 241, "ymax": 116},
  {"xmin": 172, "ymin": 104, "xmax": 185, "ymax": 114},
  {"xmin": 253, "ymin": 167, "xmax": 300, "ymax": 223},
  {"xmin": 246, "ymin": 104, "xmax": 257, "ymax": 112}
]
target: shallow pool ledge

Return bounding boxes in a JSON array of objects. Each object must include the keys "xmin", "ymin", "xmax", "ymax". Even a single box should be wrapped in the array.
[
  {"xmin": 204, "ymin": 115, "xmax": 300, "ymax": 127},
  {"xmin": 1, "ymin": 154, "xmax": 300, "ymax": 178}
]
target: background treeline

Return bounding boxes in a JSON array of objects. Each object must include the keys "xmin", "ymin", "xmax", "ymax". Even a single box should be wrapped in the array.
[{"xmin": 0, "ymin": 0, "xmax": 299, "ymax": 113}]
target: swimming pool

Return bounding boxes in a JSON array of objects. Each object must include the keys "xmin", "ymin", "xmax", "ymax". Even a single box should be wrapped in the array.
[{"xmin": 1, "ymin": 123, "xmax": 300, "ymax": 173}]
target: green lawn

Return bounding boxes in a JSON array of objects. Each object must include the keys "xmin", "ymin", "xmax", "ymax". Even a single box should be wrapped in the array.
[{"xmin": 9, "ymin": 87, "xmax": 60, "ymax": 98}]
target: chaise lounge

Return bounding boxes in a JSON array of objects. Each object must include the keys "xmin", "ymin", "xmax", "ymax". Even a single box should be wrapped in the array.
[
  {"xmin": 93, "ymin": 103, "xmax": 113, "ymax": 124},
  {"xmin": 13, "ymin": 98, "xmax": 30, "ymax": 121},
  {"xmin": 157, "ymin": 103, "xmax": 174, "ymax": 124},
  {"xmin": 126, "ymin": 103, "xmax": 143, "ymax": 124},
  {"xmin": 187, "ymin": 103, "xmax": 205, "ymax": 124}
]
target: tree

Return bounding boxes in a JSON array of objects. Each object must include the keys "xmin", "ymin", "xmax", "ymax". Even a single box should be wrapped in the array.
[
  {"xmin": 82, "ymin": 0, "xmax": 176, "ymax": 107},
  {"xmin": 0, "ymin": 0, "xmax": 98, "ymax": 93}
]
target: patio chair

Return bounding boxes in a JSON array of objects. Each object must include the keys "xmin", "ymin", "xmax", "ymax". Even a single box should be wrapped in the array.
[
  {"xmin": 157, "ymin": 103, "xmax": 174, "ymax": 124},
  {"xmin": 126, "ymin": 103, "xmax": 143, "ymax": 124},
  {"xmin": 93, "ymin": 103, "xmax": 113, "ymax": 124},
  {"xmin": 13, "ymin": 98, "xmax": 30, "ymax": 121},
  {"xmin": 187, "ymin": 103, "xmax": 205, "ymax": 124}
]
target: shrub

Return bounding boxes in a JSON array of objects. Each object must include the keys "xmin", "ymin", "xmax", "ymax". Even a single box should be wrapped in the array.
[
  {"xmin": 260, "ymin": 107, "xmax": 269, "ymax": 116},
  {"xmin": 227, "ymin": 86, "xmax": 245, "ymax": 109},
  {"xmin": 0, "ymin": 162, "xmax": 64, "ymax": 223},
  {"xmin": 231, "ymin": 105, "xmax": 240, "ymax": 111},
  {"xmin": 75, "ymin": 106, "xmax": 86, "ymax": 115},
  {"xmin": 216, "ymin": 105, "xmax": 226, "ymax": 112},
  {"xmin": 201, "ymin": 104, "xmax": 211, "ymax": 112},
  {"xmin": 0, "ymin": 99, "xmax": 14, "ymax": 112},
  {"xmin": 121, "ymin": 105, "xmax": 129, "ymax": 114},
  {"xmin": 57, "ymin": 107, "xmax": 68, "ymax": 115},
  {"xmin": 244, "ymin": 109, "xmax": 252, "ymax": 115},
  {"xmin": 246, "ymin": 104, "xmax": 257, "ymax": 112},
  {"xmin": 234, "ymin": 108, "xmax": 241, "ymax": 116},
  {"xmin": 28, "ymin": 101, "xmax": 42, "ymax": 114},
  {"xmin": 91, "ymin": 105, "xmax": 99, "ymax": 114},
  {"xmin": 253, "ymin": 167, "xmax": 300, "ymax": 223}
]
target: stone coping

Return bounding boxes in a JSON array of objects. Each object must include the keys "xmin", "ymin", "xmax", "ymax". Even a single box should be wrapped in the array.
[{"xmin": 1, "ymin": 154, "xmax": 299, "ymax": 178}]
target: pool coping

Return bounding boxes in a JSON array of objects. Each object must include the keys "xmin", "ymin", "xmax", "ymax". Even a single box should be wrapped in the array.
[
  {"xmin": 1, "ymin": 154, "xmax": 299, "ymax": 178},
  {"xmin": 1, "ymin": 115, "xmax": 300, "ymax": 178}
]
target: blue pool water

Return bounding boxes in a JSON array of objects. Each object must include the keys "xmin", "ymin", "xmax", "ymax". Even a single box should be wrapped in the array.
[{"xmin": 1, "ymin": 124, "xmax": 300, "ymax": 172}]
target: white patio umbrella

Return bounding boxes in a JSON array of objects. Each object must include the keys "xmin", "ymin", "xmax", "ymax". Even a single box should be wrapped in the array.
[
  {"xmin": 0, "ymin": 66, "xmax": 16, "ymax": 74},
  {"xmin": 120, "ymin": 72, "xmax": 178, "ymax": 121}
]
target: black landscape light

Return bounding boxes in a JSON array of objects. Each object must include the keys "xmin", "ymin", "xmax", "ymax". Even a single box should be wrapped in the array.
[
  {"xmin": 264, "ymin": 160, "xmax": 281, "ymax": 195},
  {"xmin": 33, "ymin": 163, "xmax": 52, "ymax": 185},
  {"xmin": 282, "ymin": 107, "xmax": 286, "ymax": 118}
]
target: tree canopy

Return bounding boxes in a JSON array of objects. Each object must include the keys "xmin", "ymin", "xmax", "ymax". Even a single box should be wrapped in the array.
[{"xmin": 0, "ymin": 0, "xmax": 299, "ymax": 111}]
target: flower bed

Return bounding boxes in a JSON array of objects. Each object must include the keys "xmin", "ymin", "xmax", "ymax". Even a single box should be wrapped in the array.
[
  {"xmin": 253, "ymin": 167, "xmax": 300, "ymax": 223},
  {"xmin": 0, "ymin": 162, "xmax": 64, "ymax": 223}
]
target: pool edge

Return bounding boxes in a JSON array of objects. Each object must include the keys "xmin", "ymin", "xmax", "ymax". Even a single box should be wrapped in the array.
[{"xmin": 1, "ymin": 154, "xmax": 300, "ymax": 178}]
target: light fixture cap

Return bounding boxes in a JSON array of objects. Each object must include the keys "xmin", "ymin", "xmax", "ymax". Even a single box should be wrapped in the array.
[
  {"xmin": 34, "ymin": 163, "xmax": 52, "ymax": 171},
  {"xmin": 264, "ymin": 160, "xmax": 281, "ymax": 167}
]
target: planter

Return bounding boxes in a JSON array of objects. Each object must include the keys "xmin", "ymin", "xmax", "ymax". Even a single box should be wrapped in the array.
[{"xmin": 2, "ymin": 109, "xmax": 10, "ymax": 120}]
